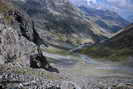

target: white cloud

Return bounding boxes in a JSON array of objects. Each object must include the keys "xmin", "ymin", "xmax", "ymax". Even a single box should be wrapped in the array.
[
  {"xmin": 70, "ymin": 0, "xmax": 88, "ymax": 6},
  {"xmin": 69, "ymin": 0, "xmax": 133, "ymax": 19},
  {"xmin": 85, "ymin": 0, "xmax": 133, "ymax": 13},
  {"xmin": 105, "ymin": 0, "xmax": 133, "ymax": 9}
]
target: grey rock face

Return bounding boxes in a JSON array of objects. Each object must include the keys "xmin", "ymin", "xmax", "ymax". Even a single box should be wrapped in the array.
[
  {"xmin": 0, "ymin": 23, "xmax": 34, "ymax": 66},
  {"xmin": 0, "ymin": 10, "xmax": 49, "ymax": 67}
]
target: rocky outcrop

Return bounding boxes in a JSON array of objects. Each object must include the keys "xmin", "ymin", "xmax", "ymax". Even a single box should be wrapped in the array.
[
  {"xmin": 0, "ymin": 9, "xmax": 50, "ymax": 69},
  {"xmin": 30, "ymin": 48, "xmax": 59, "ymax": 73}
]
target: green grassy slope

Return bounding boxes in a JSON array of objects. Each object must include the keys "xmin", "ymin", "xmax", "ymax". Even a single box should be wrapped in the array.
[{"xmin": 80, "ymin": 24, "xmax": 133, "ymax": 61}]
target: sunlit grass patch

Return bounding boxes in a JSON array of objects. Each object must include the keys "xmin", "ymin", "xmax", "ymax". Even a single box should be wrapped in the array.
[{"xmin": 80, "ymin": 45, "xmax": 133, "ymax": 61}]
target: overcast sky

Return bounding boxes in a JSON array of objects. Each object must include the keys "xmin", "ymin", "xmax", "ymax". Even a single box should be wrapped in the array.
[{"xmin": 70, "ymin": 0, "xmax": 133, "ymax": 20}]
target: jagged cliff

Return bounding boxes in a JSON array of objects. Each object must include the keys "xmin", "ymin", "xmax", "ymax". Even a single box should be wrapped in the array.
[{"xmin": 0, "ymin": 1, "xmax": 52, "ymax": 69}]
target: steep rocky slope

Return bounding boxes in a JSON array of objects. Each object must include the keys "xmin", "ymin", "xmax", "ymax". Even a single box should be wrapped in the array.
[
  {"xmin": 0, "ymin": 0, "xmax": 52, "ymax": 69},
  {"xmin": 81, "ymin": 24, "xmax": 133, "ymax": 61},
  {"xmin": 10, "ymin": 0, "xmax": 110, "ymax": 46}
]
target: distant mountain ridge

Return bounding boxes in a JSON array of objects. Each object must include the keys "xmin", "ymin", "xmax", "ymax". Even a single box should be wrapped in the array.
[
  {"xmin": 69, "ymin": 0, "xmax": 130, "ymax": 33},
  {"xmin": 79, "ymin": 6, "xmax": 130, "ymax": 33},
  {"xmin": 127, "ymin": 15, "xmax": 133, "ymax": 23}
]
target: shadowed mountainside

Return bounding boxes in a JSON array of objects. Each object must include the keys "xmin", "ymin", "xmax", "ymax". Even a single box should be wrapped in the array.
[
  {"xmin": 81, "ymin": 24, "xmax": 133, "ymax": 61},
  {"xmin": 10, "ymin": 0, "xmax": 110, "ymax": 46}
]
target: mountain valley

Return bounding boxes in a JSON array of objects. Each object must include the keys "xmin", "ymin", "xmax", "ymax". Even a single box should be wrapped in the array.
[{"xmin": 0, "ymin": 0, "xmax": 133, "ymax": 89}]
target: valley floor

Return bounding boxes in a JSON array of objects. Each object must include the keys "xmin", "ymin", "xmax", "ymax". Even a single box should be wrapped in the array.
[
  {"xmin": 0, "ymin": 50, "xmax": 133, "ymax": 89},
  {"xmin": 48, "ymin": 51, "xmax": 133, "ymax": 89}
]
